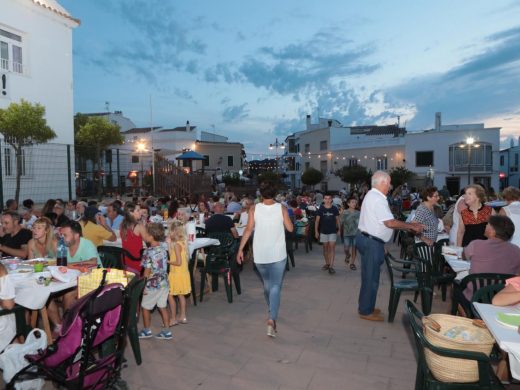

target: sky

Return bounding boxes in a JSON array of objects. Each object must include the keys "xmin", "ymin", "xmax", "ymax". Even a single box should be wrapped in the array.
[{"xmin": 60, "ymin": 0, "xmax": 520, "ymax": 157}]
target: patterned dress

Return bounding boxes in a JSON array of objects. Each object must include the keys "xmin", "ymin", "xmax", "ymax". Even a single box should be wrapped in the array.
[{"xmin": 460, "ymin": 205, "xmax": 493, "ymax": 247}]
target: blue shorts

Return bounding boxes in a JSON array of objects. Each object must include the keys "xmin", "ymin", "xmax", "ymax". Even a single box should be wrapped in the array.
[{"xmin": 343, "ymin": 235, "xmax": 356, "ymax": 247}]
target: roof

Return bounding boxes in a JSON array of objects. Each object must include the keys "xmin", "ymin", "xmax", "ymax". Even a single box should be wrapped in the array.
[
  {"xmin": 349, "ymin": 125, "xmax": 405, "ymax": 137},
  {"xmin": 196, "ymin": 140, "xmax": 243, "ymax": 146},
  {"xmin": 122, "ymin": 127, "xmax": 162, "ymax": 134},
  {"xmin": 158, "ymin": 126, "xmax": 197, "ymax": 132},
  {"xmin": 31, "ymin": 0, "xmax": 80, "ymax": 25}
]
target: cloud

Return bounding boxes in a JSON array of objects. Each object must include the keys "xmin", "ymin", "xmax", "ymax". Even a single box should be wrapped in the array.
[
  {"xmin": 205, "ymin": 29, "xmax": 379, "ymax": 95},
  {"xmin": 389, "ymin": 25, "xmax": 520, "ymax": 129},
  {"xmin": 222, "ymin": 103, "xmax": 250, "ymax": 122}
]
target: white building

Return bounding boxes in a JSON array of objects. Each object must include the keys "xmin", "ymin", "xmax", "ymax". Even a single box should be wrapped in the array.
[
  {"xmin": 498, "ymin": 138, "xmax": 520, "ymax": 190},
  {"xmin": 405, "ymin": 113, "xmax": 500, "ymax": 195},
  {"xmin": 0, "ymin": 0, "xmax": 79, "ymax": 202}
]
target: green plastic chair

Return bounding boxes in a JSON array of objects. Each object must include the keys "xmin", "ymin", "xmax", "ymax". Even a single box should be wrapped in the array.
[
  {"xmin": 406, "ymin": 300, "xmax": 504, "ymax": 390},
  {"xmin": 384, "ymin": 253, "xmax": 433, "ymax": 322},
  {"xmin": 97, "ymin": 245, "xmax": 141, "ymax": 271},
  {"xmin": 451, "ymin": 273, "xmax": 514, "ymax": 317},
  {"xmin": 470, "ymin": 284, "xmax": 506, "ymax": 319},
  {"xmin": 124, "ymin": 276, "xmax": 146, "ymax": 365}
]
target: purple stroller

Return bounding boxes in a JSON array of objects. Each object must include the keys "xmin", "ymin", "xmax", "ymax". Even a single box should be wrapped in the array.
[{"xmin": 8, "ymin": 274, "xmax": 129, "ymax": 389}]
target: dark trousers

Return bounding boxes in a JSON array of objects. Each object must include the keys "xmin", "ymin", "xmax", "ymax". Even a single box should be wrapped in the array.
[{"xmin": 356, "ymin": 232, "xmax": 385, "ymax": 315}]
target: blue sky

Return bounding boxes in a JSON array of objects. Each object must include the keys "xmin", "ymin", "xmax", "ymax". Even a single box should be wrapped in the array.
[{"xmin": 61, "ymin": 0, "xmax": 520, "ymax": 156}]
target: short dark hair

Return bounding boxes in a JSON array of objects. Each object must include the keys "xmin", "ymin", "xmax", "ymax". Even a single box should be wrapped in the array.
[
  {"xmin": 22, "ymin": 199, "xmax": 34, "ymax": 208},
  {"xmin": 421, "ymin": 186, "xmax": 438, "ymax": 201},
  {"xmin": 1, "ymin": 210, "xmax": 20, "ymax": 221},
  {"xmin": 5, "ymin": 199, "xmax": 17, "ymax": 208},
  {"xmin": 112, "ymin": 200, "xmax": 123, "ymax": 210},
  {"xmin": 488, "ymin": 215, "xmax": 515, "ymax": 241},
  {"xmin": 61, "ymin": 220, "xmax": 83, "ymax": 236},
  {"xmin": 88, "ymin": 200, "xmax": 98, "ymax": 207},
  {"xmin": 259, "ymin": 181, "xmax": 277, "ymax": 200},
  {"xmin": 146, "ymin": 223, "xmax": 165, "ymax": 242}
]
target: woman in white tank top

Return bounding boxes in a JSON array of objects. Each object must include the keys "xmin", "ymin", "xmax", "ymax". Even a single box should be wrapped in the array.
[
  {"xmin": 499, "ymin": 187, "xmax": 520, "ymax": 247},
  {"xmin": 237, "ymin": 181, "xmax": 293, "ymax": 337}
]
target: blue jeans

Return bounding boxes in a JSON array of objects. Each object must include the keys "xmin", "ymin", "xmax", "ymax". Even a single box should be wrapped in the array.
[
  {"xmin": 356, "ymin": 232, "xmax": 385, "ymax": 315},
  {"xmin": 255, "ymin": 259, "xmax": 286, "ymax": 321}
]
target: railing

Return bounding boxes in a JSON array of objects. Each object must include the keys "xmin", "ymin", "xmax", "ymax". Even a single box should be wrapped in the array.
[
  {"xmin": 154, "ymin": 153, "xmax": 212, "ymax": 198},
  {"xmin": 0, "ymin": 59, "xmax": 24, "ymax": 74}
]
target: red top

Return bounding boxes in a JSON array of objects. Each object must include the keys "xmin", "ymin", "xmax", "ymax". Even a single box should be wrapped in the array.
[
  {"xmin": 121, "ymin": 227, "xmax": 143, "ymax": 272},
  {"xmin": 460, "ymin": 205, "xmax": 493, "ymax": 247}
]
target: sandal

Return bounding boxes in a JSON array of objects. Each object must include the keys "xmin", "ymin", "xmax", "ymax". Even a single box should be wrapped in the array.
[
  {"xmin": 350, "ymin": 264, "xmax": 357, "ymax": 271},
  {"xmin": 169, "ymin": 321, "xmax": 179, "ymax": 327},
  {"xmin": 321, "ymin": 264, "xmax": 330, "ymax": 270},
  {"xmin": 180, "ymin": 318, "xmax": 188, "ymax": 324}
]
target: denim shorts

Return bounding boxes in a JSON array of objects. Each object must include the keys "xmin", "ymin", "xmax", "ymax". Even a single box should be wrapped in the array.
[
  {"xmin": 343, "ymin": 235, "xmax": 356, "ymax": 246},
  {"xmin": 320, "ymin": 233, "xmax": 337, "ymax": 243}
]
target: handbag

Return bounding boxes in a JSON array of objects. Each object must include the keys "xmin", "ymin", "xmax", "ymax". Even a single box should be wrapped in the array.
[{"xmin": 77, "ymin": 268, "xmax": 132, "ymax": 298}]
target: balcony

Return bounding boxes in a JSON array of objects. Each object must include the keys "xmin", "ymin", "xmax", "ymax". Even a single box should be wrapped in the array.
[{"xmin": 1, "ymin": 58, "xmax": 24, "ymax": 74}]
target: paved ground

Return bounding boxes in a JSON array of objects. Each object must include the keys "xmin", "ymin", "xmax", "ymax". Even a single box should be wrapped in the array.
[{"xmin": 122, "ymin": 242, "xmax": 450, "ymax": 390}]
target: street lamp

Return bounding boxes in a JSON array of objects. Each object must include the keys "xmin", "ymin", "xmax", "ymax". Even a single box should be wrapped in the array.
[
  {"xmin": 135, "ymin": 140, "xmax": 147, "ymax": 189},
  {"xmin": 269, "ymin": 138, "xmax": 285, "ymax": 172},
  {"xmin": 460, "ymin": 137, "xmax": 480, "ymax": 186}
]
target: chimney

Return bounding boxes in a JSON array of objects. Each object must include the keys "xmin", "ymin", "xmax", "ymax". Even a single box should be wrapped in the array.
[
  {"xmin": 435, "ymin": 112, "xmax": 441, "ymax": 131},
  {"xmin": 328, "ymin": 120, "xmax": 333, "ymax": 127},
  {"xmin": 306, "ymin": 114, "xmax": 311, "ymax": 130},
  {"xmin": 186, "ymin": 120, "xmax": 190, "ymax": 132}
]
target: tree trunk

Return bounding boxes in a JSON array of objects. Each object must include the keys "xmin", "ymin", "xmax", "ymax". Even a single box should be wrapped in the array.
[{"xmin": 14, "ymin": 146, "xmax": 22, "ymax": 204}]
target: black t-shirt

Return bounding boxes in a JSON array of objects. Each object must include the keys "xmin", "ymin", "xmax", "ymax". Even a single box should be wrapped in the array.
[
  {"xmin": 205, "ymin": 214, "xmax": 234, "ymax": 234},
  {"xmin": 1, "ymin": 228, "xmax": 32, "ymax": 250},
  {"xmin": 316, "ymin": 205, "xmax": 339, "ymax": 234}
]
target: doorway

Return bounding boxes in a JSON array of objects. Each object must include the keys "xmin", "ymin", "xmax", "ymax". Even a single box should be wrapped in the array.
[{"xmin": 446, "ymin": 177, "xmax": 460, "ymax": 197}]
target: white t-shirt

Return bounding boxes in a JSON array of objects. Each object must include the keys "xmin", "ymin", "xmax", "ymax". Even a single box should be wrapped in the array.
[
  {"xmin": 503, "ymin": 201, "xmax": 520, "ymax": 248},
  {"xmin": 358, "ymin": 188, "xmax": 394, "ymax": 242},
  {"xmin": 0, "ymin": 275, "xmax": 16, "ymax": 353},
  {"xmin": 449, "ymin": 196, "xmax": 465, "ymax": 245},
  {"xmin": 253, "ymin": 203, "xmax": 286, "ymax": 264}
]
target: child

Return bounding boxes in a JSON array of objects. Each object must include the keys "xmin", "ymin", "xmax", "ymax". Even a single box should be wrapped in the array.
[
  {"xmin": 341, "ymin": 197, "xmax": 360, "ymax": 270},
  {"xmin": 138, "ymin": 223, "xmax": 172, "ymax": 340},
  {"xmin": 0, "ymin": 263, "xmax": 16, "ymax": 352},
  {"xmin": 167, "ymin": 221, "xmax": 192, "ymax": 326}
]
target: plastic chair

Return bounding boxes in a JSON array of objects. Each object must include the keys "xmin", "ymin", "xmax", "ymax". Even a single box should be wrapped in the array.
[
  {"xmin": 97, "ymin": 245, "xmax": 141, "ymax": 271},
  {"xmin": 451, "ymin": 273, "xmax": 514, "ymax": 317},
  {"xmin": 384, "ymin": 253, "xmax": 433, "ymax": 322},
  {"xmin": 406, "ymin": 300, "xmax": 504, "ymax": 390},
  {"xmin": 124, "ymin": 276, "xmax": 146, "ymax": 365},
  {"xmin": 200, "ymin": 232, "xmax": 240, "ymax": 303},
  {"xmin": 470, "ymin": 284, "xmax": 506, "ymax": 319},
  {"xmin": 294, "ymin": 221, "xmax": 310, "ymax": 252},
  {"xmin": 285, "ymin": 230, "xmax": 295, "ymax": 270}
]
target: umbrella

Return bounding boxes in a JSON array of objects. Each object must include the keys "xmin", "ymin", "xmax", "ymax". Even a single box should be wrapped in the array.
[{"xmin": 175, "ymin": 150, "xmax": 206, "ymax": 173}]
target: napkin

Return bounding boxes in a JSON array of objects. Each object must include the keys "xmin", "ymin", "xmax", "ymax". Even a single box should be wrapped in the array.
[{"xmin": 47, "ymin": 266, "xmax": 80, "ymax": 283}]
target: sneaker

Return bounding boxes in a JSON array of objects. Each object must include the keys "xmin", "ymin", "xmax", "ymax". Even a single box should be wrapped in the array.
[
  {"xmin": 138, "ymin": 329, "xmax": 152, "ymax": 339},
  {"xmin": 328, "ymin": 267, "xmax": 336, "ymax": 274},
  {"xmin": 155, "ymin": 330, "xmax": 173, "ymax": 340}
]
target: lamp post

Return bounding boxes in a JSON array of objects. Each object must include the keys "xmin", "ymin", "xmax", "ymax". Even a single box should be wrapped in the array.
[
  {"xmin": 269, "ymin": 138, "xmax": 285, "ymax": 173},
  {"xmin": 135, "ymin": 140, "xmax": 147, "ymax": 190},
  {"xmin": 461, "ymin": 137, "xmax": 480, "ymax": 186}
]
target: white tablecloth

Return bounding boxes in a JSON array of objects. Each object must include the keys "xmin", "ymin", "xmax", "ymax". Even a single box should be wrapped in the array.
[
  {"xmin": 444, "ymin": 254, "xmax": 470, "ymax": 281},
  {"xmin": 188, "ymin": 238, "xmax": 220, "ymax": 257},
  {"xmin": 473, "ymin": 302, "xmax": 520, "ymax": 380},
  {"xmin": 10, "ymin": 272, "xmax": 77, "ymax": 310}
]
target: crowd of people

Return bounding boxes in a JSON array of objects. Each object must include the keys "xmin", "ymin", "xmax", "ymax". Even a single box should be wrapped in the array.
[{"xmin": 1, "ymin": 174, "xmax": 520, "ymax": 350}]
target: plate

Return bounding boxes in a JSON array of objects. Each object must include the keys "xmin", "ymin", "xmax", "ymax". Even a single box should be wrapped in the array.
[{"xmin": 496, "ymin": 312, "xmax": 520, "ymax": 329}]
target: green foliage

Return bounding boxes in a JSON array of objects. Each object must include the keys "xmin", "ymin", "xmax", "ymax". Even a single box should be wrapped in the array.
[
  {"xmin": 335, "ymin": 165, "xmax": 370, "ymax": 187},
  {"xmin": 0, "ymin": 99, "xmax": 56, "ymax": 202},
  {"xmin": 389, "ymin": 166, "xmax": 415, "ymax": 187},
  {"xmin": 301, "ymin": 168, "xmax": 323, "ymax": 187},
  {"xmin": 222, "ymin": 172, "xmax": 242, "ymax": 186},
  {"xmin": 258, "ymin": 171, "xmax": 282, "ymax": 185}
]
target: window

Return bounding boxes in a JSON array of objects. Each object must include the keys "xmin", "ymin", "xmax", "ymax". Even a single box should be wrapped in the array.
[
  {"xmin": 227, "ymin": 156, "xmax": 233, "ymax": 167},
  {"xmin": 0, "ymin": 28, "xmax": 23, "ymax": 74},
  {"xmin": 203, "ymin": 155, "xmax": 209, "ymax": 167},
  {"xmin": 320, "ymin": 160, "xmax": 327, "ymax": 174},
  {"xmin": 377, "ymin": 156, "xmax": 388, "ymax": 170},
  {"xmin": 131, "ymin": 155, "xmax": 139, "ymax": 163},
  {"xmin": 449, "ymin": 143, "xmax": 493, "ymax": 172},
  {"xmin": 349, "ymin": 158, "xmax": 358, "ymax": 167},
  {"xmin": 416, "ymin": 151, "xmax": 434, "ymax": 167},
  {"xmin": 4, "ymin": 148, "xmax": 11, "ymax": 176},
  {"xmin": 305, "ymin": 162, "xmax": 310, "ymax": 170},
  {"xmin": 296, "ymin": 162, "xmax": 300, "ymax": 171},
  {"xmin": 304, "ymin": 144, "xmax": 310, "ymax": 153},
  {"xmin": 500, "ymin": 155, "xmax": 505, "ymax": 166},
  {"xmin": 320, "ymin": 140, "xmax": 327, "ymax": 151}
]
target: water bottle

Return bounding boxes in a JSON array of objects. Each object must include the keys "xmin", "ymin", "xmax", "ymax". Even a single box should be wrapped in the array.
[{"xmin": 57, "ymin": 237, "xmax": 67, "ymax": 267}]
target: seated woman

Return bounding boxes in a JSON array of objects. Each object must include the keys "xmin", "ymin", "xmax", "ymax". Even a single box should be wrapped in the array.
[
  {"xmin": 27, "ymin": 217, "xmax": 57, "ymax": 259},
  {"xmin": 0, "ymin": 263, "xmax": 16, "ymax": 353},
  {"xmin": 462, "ymin": 215, "xmax": 520, "ymax": 301},
  {"xmin": 79, "ymin": 206, "xmax": 116, "ymax": 247}
]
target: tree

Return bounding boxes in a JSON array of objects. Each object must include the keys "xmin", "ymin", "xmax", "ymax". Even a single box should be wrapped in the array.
[
  {"xmin": 335, "ymin": 165, "xmax": 370, "ymax": 189},
  {"xmin": 301, "ymin": 168, "xmax": 323, "ymax": 189},
  {"xmin": 75, "ymin": 116, "xmax": 123, "ymax": 196},
  {"xmin": 0, "ymin": 100, "xmax": 56, "ymax": 203},
  {"xmin": 389, "ymin": 166, "xmax": 414, "ymax": 187}
]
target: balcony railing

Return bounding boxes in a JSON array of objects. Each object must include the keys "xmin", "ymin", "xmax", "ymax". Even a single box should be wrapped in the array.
[{"xmin": 0, "ymin": 58, "xmax": 24, "ymax": 74}]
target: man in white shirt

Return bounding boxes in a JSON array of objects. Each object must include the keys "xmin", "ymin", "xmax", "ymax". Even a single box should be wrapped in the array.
[{"xmin": 356, "ymin": 171, "xmax": 423, "ymax": 321}]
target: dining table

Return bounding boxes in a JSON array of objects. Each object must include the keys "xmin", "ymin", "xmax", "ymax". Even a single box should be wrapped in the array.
[
  {"xmin": 473, "ymin": 302, "xmax": 520, "ymax": 380},
  {"xmin": 3, "ymin": 259, "xmax": 80, "ymax": 344},
  {"xmin": 442, "ymin": 245, "xmax": 470, "ymax": 281}
]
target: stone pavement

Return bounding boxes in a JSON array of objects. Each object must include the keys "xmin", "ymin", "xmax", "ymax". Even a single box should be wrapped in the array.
[{"xmin": 123, "ymin": 242, "xmax": 449, "ymax": 390}]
